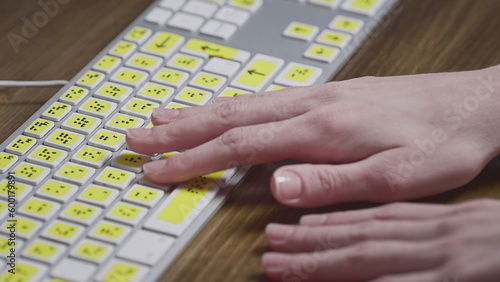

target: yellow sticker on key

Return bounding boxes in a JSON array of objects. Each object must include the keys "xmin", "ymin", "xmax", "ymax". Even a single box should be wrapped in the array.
[
  {"xmin": 8, "ymin": 217, "xmax": 38, "ymax": 235},
  {"xmin": 287, "ymin": 22, "xmax": 317, "ymax": 36},
  {"xmin": 43, "ymin": 102, "xmax": 71, "ymax": 121},
  {"xmin": 26, "ymin": 241, "xmax": 59, "ymax": 258},
  {"xmin": 39, "ymin": 180, "xmax": 73, "ymax": 197},
  {"xmin": 75, "ymin": 146, "xmax": 109, "ymax": 163},
  {"xmin": 0, "ymin": 262, "xmax": 39, "ymax": 281},
  {"xmin": 351, "ymin": 0, "xmax": 378, "ymax": 9},
  {"xmin": 94, "ymin": 55, "xmax": 120, "ymax": 71},
  {"xmin": 60, "ymin": 87, "xmax": 87, "ymax": 104},
  {"xmin": 75, "ymin": 242, "xmax": 108, "ymax": 261},
  {"xmin": 125, "ymin": 26, "xmax": 151, "ymax": 41},
  {"xmin": 154, "ymin": 69, "xmax": 186, "ymax": 84},
  {"xmin": 111, "ymin": 41, "xmax": 136, "ymax": 56},
  {"xmin": 237, "ymin": 60, "xmax": 278, "ymax": 87},
  {"xmin": 0, "ymin": 152, "xmax": 17, "ymax": 171},
  {"xmin": 15, "ymin": 163, "xmax": 47, "ymax": 181},
  {"xmin": 110, "ymin": 203, "xmax": 142, "ymax": 220},
  {"xmin": 80, "ymin": 185, "xmax": 113, "ymax": 202},
  {"xmin": 93, "ymin": 222, "xmax": 124, "ymax": 239},
  {"xmin": 77, "ymin": 71, "xmax": 104, "ymax": 88},
  {"xmin": 91, "ymin": 130, "xmax": 124, "ymax": 147},
  {"xmin": 57, "ymin": 163, "xmax": 92, "ymax": 180},
  {"xmin": 47, "ymin": 222, "xmax": 80, "ymax": 239},
  {"xmin": 97, "ymin": 168, "xmax": 133, "ymax": 185},
  {"xmin": 103, "ymin": 262, "xmax": 140, "ymax": 281},
  {"xmin": 96, "ymin": 83, "xmax": 130, "ymax": 100},
  {"xmin": 114, "ymin": 69, "xmax": 145, "ymax": 84},
  {"xmin": 139, "ymin": 84, "xmax": 172, "ymax": 100},
  {"xmin": 30, "ymin": 146, "xmax": 65, "ymax": 165},
  {"xmin": 7, "ymin": 136, "xmax": 36, "ymax": 154},
  {"xmin": 81, "ymin": 99, "xmax": 115, "ymax": 115},
  {"xmin": 64, "ymin": 203, "xmax": 97, "ymax": 220},
  {"xmin": 116, "ymin": 151, "xmax": 148, "ymax": 168},
  {"xmin": 124, "ymin": 99, "xmax": 156, "ymax": 115},
  {"xmin": 284, "ymin": 66, "xmax": 315, "ymax": 82},
  {"xmin": 25, "ymin": 119, "xmax": 54, "ymax": 137},
  {"xmin": 177, "ymin": 88, "xmax": 210, "ymax": 104},
  {"xmin": 183, "ymin": 39, "xmax": 239, "ymax": 60},
  {"xmin": 129, "ymin": 55, "xmax": 160, "ymax": 70},
  {"xmin": 144, "ymin": 32, "xmax": 183, "ymax": 55},
  {"xmin": 108, "ymin": 114, "xmax": 141, "ymax": 130},
  {"xmin": 46, "ymin": 130, "xmax": 81, "ymax": 148}
]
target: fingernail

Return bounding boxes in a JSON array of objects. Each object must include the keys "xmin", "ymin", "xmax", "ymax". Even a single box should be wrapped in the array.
[
  {"xmin": 265, "ymin": 223, "xmax": 293, "ymax": 245},
  {"xmin": 274, "ymin": 170, "xmax": 302, "ymax": 202},
  {"xmin": 262, "ymin": 253, "xmax": 290, "ymax": 273},
  {"xmin": 300, "ymin": 214, "xmax": 327, "ymax": 225},
  {"xmin": 152, "ymin": 108, "xmax": 179, "ymax": 120},
  {"xmin": 143, "ymin": 160, "xmax": 167, "ymax": 175},
  {"xmin": 127, "ymin": 128, "xmax": 152, "ymax": 139}
]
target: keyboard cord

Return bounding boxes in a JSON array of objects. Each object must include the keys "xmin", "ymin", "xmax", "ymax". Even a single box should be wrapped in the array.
[{"xmin": 0, "ymin": 80, "xmax": 68, "ymax": 87}]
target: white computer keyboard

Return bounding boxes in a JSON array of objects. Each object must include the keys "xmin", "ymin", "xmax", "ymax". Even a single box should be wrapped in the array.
[{"xmin": 0, "ymin": 0, "xmax": 398, "ymax": 281}]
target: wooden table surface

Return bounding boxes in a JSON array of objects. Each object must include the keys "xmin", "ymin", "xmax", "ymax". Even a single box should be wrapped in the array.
[{"xmin": 1, "ymin": 0, "xmax": 500, "ymax": 281}]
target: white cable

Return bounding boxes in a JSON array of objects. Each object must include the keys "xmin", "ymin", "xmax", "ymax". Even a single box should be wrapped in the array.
[{"xmin": 0, "ymin": 80, "xmax": 68, "ymax": 87}]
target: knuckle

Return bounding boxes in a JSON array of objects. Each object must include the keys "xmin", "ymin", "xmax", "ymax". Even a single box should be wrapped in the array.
[
  {"xmin": 214, "ymin": 101, "xmax": 240, "ymax": 126},
  {"xmin": 170, "ymin": 152, "xmax": 194, "ymax": 172},
  {"xmin": 348, "ymin": 222, "xmax": 374, "ymax": 242},
  {"xmin": 313, "ymin": 167, "xmax": 344, "ymax": 199},
  {"xmin": 218, "ymin": 128, "xmax": 246, "ymax": 152},
  {"xmin": 346, "ymin": 242, "xmax": 376, "ymax": 265}
]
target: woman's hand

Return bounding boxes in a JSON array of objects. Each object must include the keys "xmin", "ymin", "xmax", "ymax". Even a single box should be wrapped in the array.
[
  {"xmin": 127, "ymin": 65, "xmax": 500, "ymax": 207},
  {"xmin": 263, "ymin": 199, "xmax": 500, "ymax": 282}
]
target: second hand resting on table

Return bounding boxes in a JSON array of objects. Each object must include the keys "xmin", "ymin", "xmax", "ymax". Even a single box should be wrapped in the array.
[{"xmin": 126, "ymin": 64, "xmax": 500, "ymax": 281}]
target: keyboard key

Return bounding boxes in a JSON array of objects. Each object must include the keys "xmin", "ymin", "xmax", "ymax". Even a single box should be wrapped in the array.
[
  {"xmin": 3, "ymin": 217, "xmax": 42, "ymax": 240},
  {"xmin": 89, "ymin": 129, "xmax": 126, "ymax": 151},
  {"xmin": 0, "ymin": 202, "xmax": 7, "ymax": 220},
  {"xmin": 96, "ymin": 259, "xmax": 149, "ymax": 282},
  {"xmin": 59, "ymin": 201, "xmax": 103, "ymax": 226},
  {"xmin": 59, "ymin": 86, "xmax": 88, "ymax": 106},
  {"xmin": 54, "ymin": 162, "xmax": 96, "ymax": 186},
  {"xmin": 0, "ymin": 180, "xmax": 32, "ymax": 202},
  {"xmin": 137, "ymin": 83, "xmax": 175, "ymax": 103},
  {"xmin": 165, "ymin": 102, "xmax": 188, "ymax": 109},
  {"xmin": 111, "ymin": 150, "xmax": 151, "ymax": 173},
  {"xmin": 122, "ymin": 184, "xmax": 164, "ymax": 208},
  {"xmin": 283, "ymin": 21, "xmax": 319, "ymax": 42},
  {"xmin": 159, "ymin": 0, "xmax": 186, "ymax": 11},
  {"xmin": 76, "ymin": 71, "xmax": 105, "ymax": 89},
  {"xmin": 44, "ymin": 129, "xmax": 85, "ymax": 151},
  {"xmin": 105, "ymin": 113, "xmax": 144, "ymax": 133},
  {"xmin": 61, "ymin": 113, "xmax": 101, "ymax": 135},
  {"xmin": 274, "ymin": 62, "xmax": 323, "ymax": 87},
  {"xmin": 36, "ymin": 179, "xmax": 78, "ymax": 203},
  {"xmin": 94, "ymin": 167, "xmax": 135, "ymax": 190},
  {"xmin": 94, "ymin": 82, "xmax": 133, "ymax": 103},
  {"xmin": 124, "ymin": 26, "xmax": 153, "ymax": 45},
  {"xmin": 19, "ymin": 197, "xmax": 60, "ymax": 221},
  {"xmin": 121, "ymin": 98, "xmax": 159, "ymax": 119},
  {"xmin": 42, "ymin": 102, "xmax": 72, "ymax": 122},
  {"xmin": 182, "ymin": 1, "xmax": 218, "ymax": 19},
  {"xmin": 214, "ymin": 6, "xmax": 250, "ymax": 27},
  {"xmin": 105, "ymin": 201, "xmax": 148, "ymax": 225},
  {"xmin": 70, "ymin": 239, "xmax": 114, "ymax": 264},
  {"xmin": 341, "ymin": 0, "xmax": 388, "ymax": 16},
  {"xmin": 189, "ymin": 71, "xmax": 227, "ymax": 92},
  {"xmin": 0, "ymin": 237, "xmax": 23, "ymax": 257},
  {"xmin": 92, "ymin": 55, "xmax": 122, "ymax": 74},
  {"xmin": 181, "ymin": 38, "xmax": 250, "ymax": 63},
  {"xmin": 27, "ymin": 145, "xmax": 68, "ymax": 168},
  {"xmin": 22, "ymin": 239, "xmax": 66, "ymax": 264},
  {"xmin": 126, "ymin": 53, "xmax": 163, "ymax": 73},
  {"xmin": 167, "ymin": 12, "xmax": 205, "ymax": 32},
  {"xmin": 144, "ymin": 177, "xmax": 220, "ymax": 236},
  {"xmin": 111, "ymin": 67, "xmax": 149, "ymax": 88},
  {"xmin": 152, "ymin": 68, "xmax": 190, "ymax": 88},
  {"xmin": 109, "ymin": 40, "xmax": 137, "ymax": 59},
  {"xmin": 309, "ymin": 0, "xmax": 342, "ymax": 8},
  {"xmin": 88, "ymin": 220, "xmax": 131, "ymax": 245},
  {"xmin": 316, "ymin": 29, "xmax": 352, "ymax": 48},
  {"xmin": 304, "ymin": 43, "xmax": 340, "ymax": 63},
  {"xmin": 5, "ymin": 135, "xmax": 36, "ymax": 156},
  {"xmin": 141, "ymin": 31, "xmax": 185, "ymax": 59},
  {"xmin": 229, "ymin": 0, "xmax": 262, "ymax": 13},
  {"xmin": 231, "ymin": 53, "xmax": 285, "ymax": 92},
  {"xmin": 41, "ymin": 219, "xmax": 84, "ymax": 244},
  {"xmin": 117, "ymin": 230, "xmax": 174, "ymax": 265},
  {"xmin": 78, "ymin": 98, "xmax": 117, "ymax": 119},
  {"xmin": 167, "ymin": 53, "xmax": 204, "ymax": 74},
  {"xmin": 0, "ymin": 152, "xmax": 18, "ymax": 173},
  {"xmin": 0, "ymin": 260, "xmax": 48, "ymax": 282},
  {"xmin": 218, "ymin": 87, "xmax": 250, "ymax": 97},
  {"xmin": 52, "ymin": 258, "xmax": 96, "ymax": 282},
  {"xmin": 174, "ymin": 87, "xmax": 213, "ymax": 106},
  {"xmin": 329, "ymin": 15, "xmax": 364, "ymax": 34},
  {"xmin": 71, "ymin": 145, "xmax": 112, "ymax": 168},
  {"xmin": 265, "ymin": 84, "xmax": 287, "ymax": 91},
  {"xmin": 203, "ymin": 57, "xmax": 241, "ymax": 78},
  {"xmin": 200, "ymin": 19, "xmax": 238, "ymax": 40},
  {"xmin": 24, "ymin": 118, "xmax": 54, "ymax": 138},
  {"xmin": 77, "ymin": 185, "xmax": 119, "ymax": 207},
  {"xmin": 12, "ymin": 162, "xmax": 50, "ymax": 185},
  {"xmin": 145, "ymin": 7, "xmax": 173, "ymax": 25}
]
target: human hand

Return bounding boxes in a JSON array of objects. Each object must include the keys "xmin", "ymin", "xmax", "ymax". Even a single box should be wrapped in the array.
[
  {"xmin": 262, "ymin": 199, "xmax": 500, "ymax": 282},
  {"xmin": 127, "ymin": 65, "xmax": 500, "ymax": 207}
]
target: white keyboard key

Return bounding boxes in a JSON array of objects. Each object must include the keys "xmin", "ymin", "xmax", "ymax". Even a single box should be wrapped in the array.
[
  {"xmin": 304, "ymin": 43, "xmax": 340, "ymax": 63},
  {"xmin": 77, "ymin": 185, "xmax": 119, "ymax": 208},
  {"xmin": 94, "ymin": 82, "xmax": 133, "ymax": 103},
  {"xmin": 5, "ymin": 135, "xmax": 36, "ymax": 156},
  {"xmin": 52, "ymin": 258, "xmax": 97, "ymax": 282},
  {"xmin": 328, "ymin": 15, "xmax": 365, "ymax": 34},
  {"xmin": 316, "ymin": 29, "xmax": 352, "ymax": 48},
  {"xmin": 88, "ymin": 220, "xmax": 131, "ymax": 245},
  {"xmin": 61, "ymin": 113, "xmax": 101, "ymax": 135},
  {"xmin": 189, "ymin": 71, "xmax": 227, "ymax": 92},
  {"xmin": 182, "ymin": 1, "xmax": 218, "ymax": 19},
  {"xmin": 96, "ymin": 259, "xmax": 149, "ymax": 282},
  {"xmin": 22, "ymin": 238, "xmax": 67, "ymax": 264},
  {"xmin": 117, "ymin": 230, "xmax": 175, "ymax": 265},
  {"xmin": 24, "ymin": 118, "xmax": 55, "ymax": 139},
  {"xmin": 105, "ymin": 113, "xmax": 145, "ymax": 134},
  {"xmin": 121, "ymin": 98, "xmax": 159, "ymax": 119},
  {"xmin": 0, "ymin": 260, "xmax": 48, "ymax": 282},
  {"xmin": 166, "ymin": 53, "xmax": 204, "ymax": 74},
  {"xmin": 145, "ymin": 7, "xmax": 173, "ymax": 25},
  {"xmin": 200, "ymin": 19, "xmax": 238, "ymax": 40},
  {"xmin": 168, "ymin": 12, "xmax": 205, "ymax": 32},
  {"xmin": 229, "ymin": 0, "xmax": 262, "ymax": 13},
  {"xmin": 2, "ymin": 217, "xmax": 42, "ymax": 240},
  {"xmin": 283, "ymin": 21, "xmax": 319, "ymax": 42},
  {"xmin": 36, "ymin": 179, "xmax": 78, "ymax": 203},
  {"xmin": 54, "ymin": 162, "xmax": 96, "ymax": 186},
  {"xmin": 309, "ymin": 0, "xmax": 342, "ymax": 9},
  {"xmin": 0, "ymin": 180, "xmax": 32, "ymax": 202},
  {"xmin": 105, "ymin": 201, "xmax": 148, "ymax": 226},
  {"xmin": 70, "ymin": 238, "xmax": 114, "ymax": 264},
  {"xmin": 341, "ymin": 0, "xmax": 388, "ymax": 16},
  {"xmin": 59, "ymin": 201, "xmax": 103, "ymax": 226},
  {"xmin": 230, "ymin": 53, "xmax": 285, "ymax": 92},
  {"xmin": 126, "ymin": 53, "xmax": 164, "ymax": 73},
  {"xmin": 274, "ymin": 62, "xmax": 323, "ymax": 87},
  {"xmin": 71, "ymin": 145, "xmax": 113, "ymax": 169},
  {"xmin": 174, "ymin": 87, "xmax": 213, "ymax": 106},
  {"xmin": 40, "ymin": 219, "xmax": 85, "ymax": 244},
  {"xmin": 27, "ymin": 145, "xmax": 68, "ymax": 168},
  {"xmin": 89, "ymin": 129, "xmax": 126, "ymax": 152},
  {"xmin": 144, "ymin": 178, "xmax": 219, "ymax": 236},
  {"xmin": 111, "ymin": 149, "xmax": 151, "ymax": 173},
  {"xmin": 203, "ymin": 57, "xmax": 241, "ymax": 78},
  {"xmin": 44, "ymin": 129, "xmax": 85, "ymax": 151},
  {"xmin": 159, "ymin": 0, "xmax": 186, "ymax": 11},
  {"xmin": 78, "ymin": 97, "xmax": 117, "ymax": 119},
  {"xmin": 18, "ymin": 197, "xmax": 61, "ymax": 221},
  {"xmin": 12, "ymin": 162, "xmax": 50, "ymax": 185},
  {"xmin": 94, "ymin": 167, "xmax": 135, "ymax": 190},
  {"xmin": 141, "ymin": 31, "xmax": 185, "ymax": 59},
  {"xmin": 124, "ymin": 26, "xmax": 153, "ymax": 45},
  {"xmin": 122, "ymin": 184, "xmax": 164, "ymax": 208},
  {"xmin": 181, "ymin": 38, "xmax": 251, "ymax": 64},
  {"xmin": 111, "ymin": 67, "xmax": 149, "ymax": 88},
  {"xmin": 151, "ymin": 68, "xmax": 190, "ymax": 88},
  {"xmin": 137, "ymin": 82, "xmax": 175, "ymax": 104},
  {"xmin": 214, "ymin": 6, "xmax": 250, "ymax": 27}
]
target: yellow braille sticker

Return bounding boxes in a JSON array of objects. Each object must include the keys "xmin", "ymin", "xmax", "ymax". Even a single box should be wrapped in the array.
[
  {"xmin": 80, "ymin": 185, "xmax": 113, "ymax": 202},
  {"xmin": 332, "ymin": 18, "xmax": 359, "ymax": 31},
  {"xmin": 144, "ymin": 32, "xmax": 183, "ymax": 55},
  {"xmin": 75, "ymin": 146, "xmax": 109, "ymax": 163},
  {"xmin": 113, "ymin": 69, "xmax": 145, "ymax": 84},
  {"xmin": 111, "ymin": 41, "xmax": 136, "ymax": 56},
  {"xmin": 306, "ymin": 44, "xmax": 335, "ymax": 58},
  {"xmin": 47, "ymin": 222, "xmax": 80, "ymax": 239},
  {"xmin": 124, "ymin": 99, "xmax": 156, "ymax": 115},
  {"xmin": 0, "ymin": 152, "xmax": 17, "ymax": 172},
  {"xmin": 14, "ymin": 163, "xmax": 46, "ymax": 180},
  {"xmin": 6, "ymin": 136, "xmax": 36, "ymax": 155},
  {"xmin": 154, "ymin": 69, "xmax": 187, "ymax": 84},
  {"xmin": 30, "ymin": 146, "xmax": 64, "ymax": 165},
  {"xmin": 0, "ymin": 180, "xmax": 27, "ymax": 198},
  {"xmin": 139, "ymin": 84, "xmax": 173, "ymax": 100},
  {"xmin": 116, "ymin": 151, "xmax": 148, "ymax": 168},
  {"xmin": 59, "ymin": 87, "xmax": 87, "ymax": 104},
  {"xmin": 126, "ymin": 186, "xmax": 160, "ymax": 203},
  {"xmin": 93, "ymin": 222, "xmax": 124, "ymax": 239},
  {"xmin": 75, "ymin": 242, "xmax": 108, "ymax": 261},
  {"xmin": 237, "ymin": 60, "xmax": 278, "ymax": 87},
  {"xmin": 108, "ymin": 114, "xmax": 141, "ymax": 130},
  {"xmin": 94, "ymin": 55, "xmax": 120, "ymax": 71},
  {"xmin": 0, "ymin": 262, "xmax": 39, "ymax": 281},
  {"xmin": 287, "ymin": 22, "xmax": 316, "ymax": 36},
  {"xmin": 193, "ymin": 73, "xmax": 222, "ymax": 88},
  {"xmin": 318, "ymin": 30, "xmax": 349, "ymax": 45},
  {"xmin": 64, "ymin": 203, "xmax": 97, "ymax": 220},
  {"xmin": 110, "ymin": 203, "xmax": 141, "ymax": 220},
  {"xmin": 21, "ymin": 199, "xmax": 54, "ymax": 215},
  {"xmin": 0, "ymin": 237, "xmax": 15, "ymax": 255},
  {"xmin": 77, "ymin": 71, "xmax": 104, "ymax": 88},
  {"xmin": 177, "ymin": 88, "xmax": 210, "ymax": 103},
  {"xmin": 24, "ymin": 119, "xmax": 54, "ymax": 137},
  {"xmin": 103, "ymin": 262, "xmax": 139, "ymax": 281},
  {"xmin": 46, "ymin": 130, "xmax": 82, "ymax": 148},
  {"xmin": 128, "ymin": 54, "xmax": 159, "ymax": 69},
  {"xmin": 219, "ymin": 88, "xmax": 248, "ymax": 97},
  {"xmin": 96, "ymin": 83, "xmax": 130, "ymax": 100},
  {"xmin": 63, "ymin": 113, "xmax": 99, "ymax": 133},
  {"xmin": 26, "ymin": 241, "xmax": 59, "ymax": 258},
  {"xmin": 43, "ymin": 102, "xmax": 71, "ymax": 121},
  {"xmin": 81, "ymin": 99, "xmax": 115, "ymax": 115},
  {"xmin": 39, "ymin": 180, "xmax": 73, "ymax": 197},
  {"xmin": 165, "ymin": 103, "xmax": 186, "ymax": 109},
  {"xmin": 284, "ymin": 66, "xmax": 315, "ymax": 82},
  {"xmin": 183, "ymin": 39, "xmax": 239, "ymax": 60},
  {"xmin": 7, "ymin": 217, "xmax": 37, "ymax": 235},
  {"xmin": 57, "ymin": 163, "xmax": 92, "ymax": 181},
  {"xmin": 125, "ymin": 26, "xmax": 151, "ymax": 42},
  {"xmin": 171, "ymin": 55, "xmax": 201, "ymax": 70},
  {"xmin": 351, "ymin": 0, "xmax": 378, "ymax": 9},
  {"xmin": 97, "ymin": 168, "xmax": 133, "ymax": 185},
  {"xmin": 91, "ymin": 130, "xmax": 124, "ymax": 147}
]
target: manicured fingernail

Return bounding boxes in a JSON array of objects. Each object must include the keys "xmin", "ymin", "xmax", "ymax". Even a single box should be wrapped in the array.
[
  {"xmin": 152, "ymin": 108, "xmax": 180, "ymax": 120},
  {"xmin": 274, "ymin": 170, "xmax": 302, "ymax": 202},
  {"xmin": 300, "ymin": 214, "xmax": 327, "ymax": 225},
  {"xmin": 127, "ymin": 128, "xmax": 152, "ymax": 139},
  {"xmin": 143, "ymin": 160, "xmax": 167, "ymax": 175},
  {"xmin": 262, "ymin": 252, "xmax": 290, "ymax": 273},
  {"xmin": 266, "ymin": 223, "xmax": 293, "ymax": 245}
]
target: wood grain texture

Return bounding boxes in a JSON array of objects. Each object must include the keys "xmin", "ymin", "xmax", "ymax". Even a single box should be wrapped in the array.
[{"xmin": 0, "ymin": 0, "xmax": 499, "ymax": 281}]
